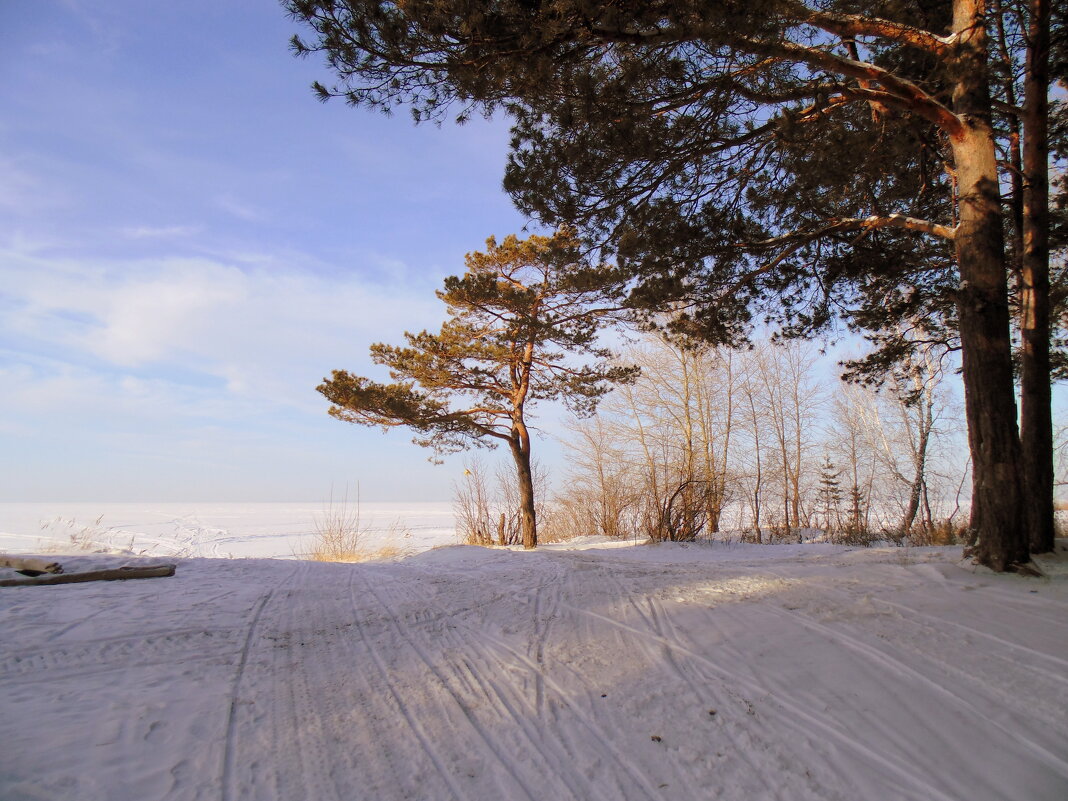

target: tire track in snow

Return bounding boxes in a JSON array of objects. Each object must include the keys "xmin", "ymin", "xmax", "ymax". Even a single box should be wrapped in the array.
[
  {"xmin": 1, "ymin": 628, "xmax": 242, "ymax": 679},
  {"xmin": 262, "ymin": 577, "xmax": 351, "ymax": 801},
  {"xmin": 251, "ymin": 567, "xmax": 419, "ymax": 801}
]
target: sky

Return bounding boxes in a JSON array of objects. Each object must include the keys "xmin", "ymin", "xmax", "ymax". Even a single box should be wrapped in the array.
[
  {"xmin": 0, "ymin": 0, "xmax": 536, "ymax": 501},
  {"xmin": 1, "ymin": 3, "xmax": 1059, "ymax": 505}
]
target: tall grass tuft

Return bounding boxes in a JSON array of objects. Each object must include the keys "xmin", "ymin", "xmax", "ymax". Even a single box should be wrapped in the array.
[{"xmin": 307, "ymin": 488, "xmax": 412, "ymax": 562}]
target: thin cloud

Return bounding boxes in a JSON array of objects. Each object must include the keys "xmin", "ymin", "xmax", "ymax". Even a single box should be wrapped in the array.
[
  {"xmin": 1, "ymin": 246, "xmax": 443, "ymax": 411},
  {"xmin": 213, "ymin": 194, "xmax": 265, "ymax": 222},
  {"xmin": 120, "ymin": 224, "xmax": 200, "ymax": 240}
]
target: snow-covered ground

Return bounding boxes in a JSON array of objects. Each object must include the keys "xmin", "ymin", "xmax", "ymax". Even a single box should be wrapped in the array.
[
  {"xmin": 1, "ymin": 537, "xmax": 1066, "ymax": 801},
  {"xmin": 0, "ymin": 502, "xmax": 455, "ymax": 559}
]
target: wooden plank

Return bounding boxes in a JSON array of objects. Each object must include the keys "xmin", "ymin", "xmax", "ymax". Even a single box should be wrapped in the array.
[{"xmin": 0, "ymin": 564, "xmax": 176, "ymax": 587}]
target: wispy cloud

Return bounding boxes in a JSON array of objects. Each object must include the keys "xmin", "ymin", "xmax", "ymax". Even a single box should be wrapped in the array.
[
  {"xmin": 1, "ymin": 243, "xmax": 442, "ymax": 413},
  {"xmin": 213, "ymin": 194, "xmax": 265, "ymax": 222},
  {"xmin": 120, "ymin": 224, "xmax": 200, "ymax": 240},
  {"xmin": 0, "ymin": 160, "xmax": 69, "ymax": 213}
]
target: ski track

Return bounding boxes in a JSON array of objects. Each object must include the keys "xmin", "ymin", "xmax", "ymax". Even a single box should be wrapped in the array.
[
  {"xmin": 757, "ymin": 564, "xmax": 1068, "ymax": 730},
  {"xmin": 632, "ymin": 591, "xmax": 787, "ymax": 801},
  {"xmin": 2, "ymin": 545, "xmax": 1066, "ymax": 801},
  {"xmin": 578, "ymin": 562, "xmax": 764, "ymax": 800},
  {"xmin": 874, "ymin": 596, "xmax": 1068, "ymax": 677},
  {"xmin": 220, "ymin": 562, "xmax": 303, "ymax": 801},
  {"xmin": 763, "ymin": 604, "xmax": 1068, "ymax": 778},
  {"xmin": 345, "ymin": 568, "xmax": 468, "ymax": 801},
  {"xmin": 557, "ymin": 598, "xmax": 960, "ymax": 801},
  {"xmin": 365, "ymin": 561, "xmax": 661, "ymax": 801},
  {"xmin": 353, "ymin": 567, "xmax": 539, "ymax": 801}
]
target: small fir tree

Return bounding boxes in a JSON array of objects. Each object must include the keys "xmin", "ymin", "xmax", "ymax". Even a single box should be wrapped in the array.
[
  {"xmin": 816, "ymin": 455, "xmax": 843, "ymax": 534},
  {"xmin": 317, "ymin": 230, "xmax": 636, "ymax": 549},
  {"xmin": 846, "ymin": 483, "xmax": 867, "ymax": 540}
]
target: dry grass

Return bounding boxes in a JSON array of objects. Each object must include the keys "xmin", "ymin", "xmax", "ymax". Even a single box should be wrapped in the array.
[
  {"xmin": 306, "ymin": 491, "xmax": 412, "ymax": 563},
  {"xmin": 39, "ymin": 515, "xmax": 141, "ymax": 555},
  {"xmin": 308, "ymin": 491, "xmax": 364, "ymax": 561}
]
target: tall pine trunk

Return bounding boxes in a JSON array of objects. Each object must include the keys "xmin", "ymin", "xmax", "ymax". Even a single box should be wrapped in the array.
[
  {"xmin": 951, "ymin": 0, "xmax": 1027, "ymax": 571},
  {"xmin": 509, "ymin": 428, "xmax": 538, "ymax": 549},
  {"xmin": 1020, "ymin": 0, "xmax": 1054, "ymax": 554}
]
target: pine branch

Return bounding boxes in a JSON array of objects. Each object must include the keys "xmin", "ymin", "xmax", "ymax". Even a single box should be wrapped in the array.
[
  {"xmin": 737, "ymin": 37, "xmax": 963, "ymax": 136},
  {"xmin": 778, "ymin": 1, "xmax": 956, "ymax": 56}
]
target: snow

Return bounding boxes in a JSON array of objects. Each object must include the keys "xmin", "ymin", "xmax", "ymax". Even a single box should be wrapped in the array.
[
  {"xmin": 0, "ymin": 502, "xmax": 455, "ymax": 559},
  {"xmin": 1, "ymin": 533, "xmax": 1066, "ymax": 801}
]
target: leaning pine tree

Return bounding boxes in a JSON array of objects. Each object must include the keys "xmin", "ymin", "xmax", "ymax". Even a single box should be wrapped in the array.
[{"xmin": 317, "ymin": 230, "xmax": 636, "ymax": 549}]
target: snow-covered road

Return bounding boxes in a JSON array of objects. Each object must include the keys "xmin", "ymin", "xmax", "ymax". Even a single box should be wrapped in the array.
[{"xmin": 2, "ymin": 542, "xmax": 1066, "ymax": 801}]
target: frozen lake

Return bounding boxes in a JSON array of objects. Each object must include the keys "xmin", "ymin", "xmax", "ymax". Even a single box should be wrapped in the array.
[{"xmin": 0, "ymin": 502, "xmax": 456, "ymax": 559}]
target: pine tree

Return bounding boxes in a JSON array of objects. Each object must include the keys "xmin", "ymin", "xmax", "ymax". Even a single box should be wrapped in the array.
[
  {"xmin": 284, "ymin": 0, "xmax": 1056, "ymax": 571},
  {"xmin": 816, "ymin": 455, "xmax": 843, "ymax": 535},
  {"xmin": 846, "ymin": 483, "xmax": 867, "ymax": 540},
  {"xmin": 317, "ymin": 230, "xmax": 636, "ymax": 549}
]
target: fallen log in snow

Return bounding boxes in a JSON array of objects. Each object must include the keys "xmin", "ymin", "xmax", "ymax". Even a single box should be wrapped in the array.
[{"xmin": 0, "ymin": 564, "xmax": 176, "ymax": 587}]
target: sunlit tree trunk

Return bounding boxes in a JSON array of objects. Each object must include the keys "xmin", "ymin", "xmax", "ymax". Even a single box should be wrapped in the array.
[
  {"xmin": 509, "ymin": 423, "xmax": 537, "ymax": 549},
  {"xmin": 950, "ymin": 0, "xmax": 1027, "ymax": 570}
]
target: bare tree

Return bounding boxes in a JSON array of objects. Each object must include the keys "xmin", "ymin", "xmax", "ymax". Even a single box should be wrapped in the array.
[
  {"xmin": 743, "ymin": 341, "xmax": 825, "ymax": 534},
  {"xmin": 828, "ymin": 386, "xmax": 882, "ymax": 539},
  {"xmin": 453, "ymin": 458, "xmax": 495, "ymax": 545},
  {"xmin": 604, "ymin": 336, "xmax": 738, "ymax": 540},
  {"xmin": 830, "ymin": 341, "xmax": 966, "ymax": 539},
  {"xmin": 557, "ymin": 414, "xmax": 639, "ymax": 539}
]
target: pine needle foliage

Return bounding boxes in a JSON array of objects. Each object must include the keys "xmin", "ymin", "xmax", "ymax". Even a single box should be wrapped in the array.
[
  {"xmin": 317, "ymin": 229, "xmax": 636, "ymax": 548},
  {"xmin": 284, "ymin": 0, "xmax": 1063, "ymax": 570}
]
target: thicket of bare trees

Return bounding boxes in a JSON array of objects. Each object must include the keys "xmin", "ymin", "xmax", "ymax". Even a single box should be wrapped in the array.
[
  {"xmin": 543, "ymin": 334, "xmax": 968, "ymax": 545},
  {"xmin": 454, "ymin": 458, "xmax": 553, "ymax": 546}
]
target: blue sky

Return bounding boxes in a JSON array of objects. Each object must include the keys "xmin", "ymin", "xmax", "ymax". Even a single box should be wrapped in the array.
[{"xmin": 0, "ymin": 0, "xmax": 538, "ymax": 501}]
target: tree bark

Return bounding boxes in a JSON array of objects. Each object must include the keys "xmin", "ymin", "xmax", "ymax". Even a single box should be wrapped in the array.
[
  {"xmin": 509, "ymin": 427, "xmax": 538, "ymax": 549},
  {"xmin": 1020, "ymin": 0, "xmax": 1054, "ymax": 554},
  {"xmin": 950, "ymin": 0, "xmax": 1027, "ymax": 571},
  {"xmin": 902, "ymin": 441, "xmax": 928, "ymax": 534}
]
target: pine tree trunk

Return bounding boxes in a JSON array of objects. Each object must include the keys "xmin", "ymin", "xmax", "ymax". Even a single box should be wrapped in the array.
[
  {"xmin": 509, "ymin": 431, "xmax": 537, "ymax": 549},
  {"xmin": 1020, "ymin": 0, "xmax": 1054, "ymax": 554},
  {"xmin": 950, "ymin": 0, "xmax": 1027, "ymax": 571}
]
